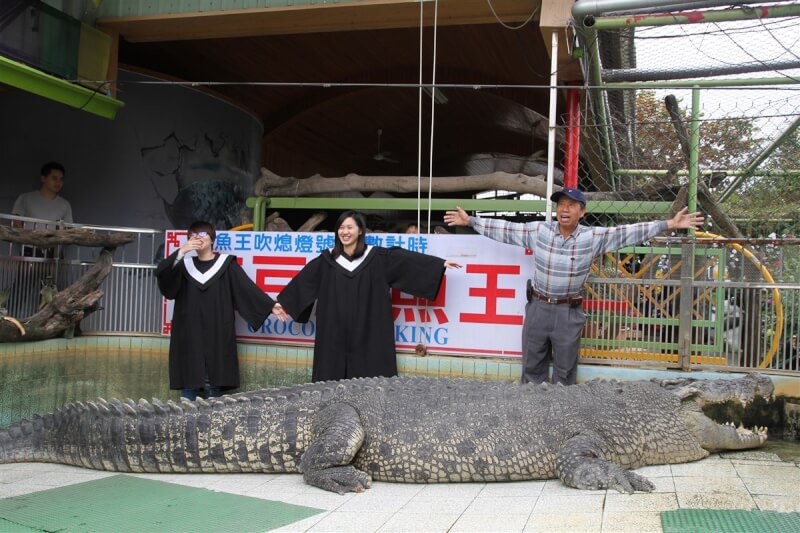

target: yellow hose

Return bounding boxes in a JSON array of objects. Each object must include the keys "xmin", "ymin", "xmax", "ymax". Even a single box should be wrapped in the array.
[{"xmin": 229, "ymin": 223, "xmax": 254, "ymax": 231}]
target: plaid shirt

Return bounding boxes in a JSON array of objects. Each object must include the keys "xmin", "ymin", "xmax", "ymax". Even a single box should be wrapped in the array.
[{"xmin": 469, "ymin": 217, "xmax": 669, "ymax": 298}]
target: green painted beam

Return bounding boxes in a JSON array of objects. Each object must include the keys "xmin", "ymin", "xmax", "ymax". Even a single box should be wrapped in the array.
[
  {"xmin": 0, "ymin": 55, "xmax": 124, "ymax": 120},
  {"xmin": 589, "ymin": 4, "xmax": 800, "ymax": 30},
  {"xmin": 604, "ymin": 76, "xmax": 800, "ymax": 89},
  {"xmin": 247, "ymin": 197, "xmax": 672, "ymax": 214},
  {"xmin": 583, "ymin": 26, "xmax": 616, "ymax": 186},
  {"xmin": 615, "ymin": 169, "xmax": 800, "ymax": 177}
]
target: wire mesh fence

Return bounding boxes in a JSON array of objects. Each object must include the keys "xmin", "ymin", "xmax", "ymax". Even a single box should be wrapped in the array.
[
  {"xmin": 565, "ymin": 3, "xmax": 800, "ymax": 233},
  {"xmin": 559, "ymin": 3, "xmax": 800, "ymax": 374},
  {"xmin": 581, "ymin": 237, "xmax": 800, "ymax": 373}
]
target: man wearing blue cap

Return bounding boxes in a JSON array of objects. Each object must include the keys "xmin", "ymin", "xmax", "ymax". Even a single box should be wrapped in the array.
[{"xmin": 444, "ymin": 188, "xmax": 704, "ymax": 385}]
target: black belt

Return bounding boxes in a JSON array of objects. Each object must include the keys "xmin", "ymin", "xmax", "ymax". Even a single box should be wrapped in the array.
[{"xmin": 527, "ymin": 280, "xmax": 582, "ymax": 306}]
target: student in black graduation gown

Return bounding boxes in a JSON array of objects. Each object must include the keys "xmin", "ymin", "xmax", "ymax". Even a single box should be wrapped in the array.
[
  {"xmin": 156, "ymin": 221, "xmax": 287, "ymax": 401},
  {"xmin": 277, "ymin": 211, "xmax": 461, "ymax": 382}
]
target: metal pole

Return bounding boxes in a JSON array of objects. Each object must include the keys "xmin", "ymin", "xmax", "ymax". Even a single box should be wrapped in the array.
[
  {"xmin": 605, "ymin": 76, "xmax": 800, "ymax": 89},
  {"xmin": 604, "ymin": 59, "xmax": 800, "ymax": 83},
  {"xmin": 618, "ymin": 169, "xmax": 800, "ymax": 177},
  {"xmin": 546, "ymin": 30, "xmax": 559, "ymax": 222},
  {"xmin": 572, "ymin": 0, "xmax": 781, "ymax": 23},
  {"xmin": 583, "ymin": 27, "xmax": 616, "ymax": 187},
  {"xmin": 588, "ymin": 3, "xmax": 800, "ymax": 30},
  {"xmin": 563, "ymin": 83, "xmax": 581, "ymax": 189}
]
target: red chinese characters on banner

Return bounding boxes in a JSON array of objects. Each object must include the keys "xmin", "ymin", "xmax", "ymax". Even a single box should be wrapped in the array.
[
  {"xmin": 391, "ymin": 277, "xmax": 449, "ymax": 324},
  {"xmin": 252, "ymin": 255, "xmax": 307, "ymax": 294},
  {"xmin": 161, "ymin": 297, "xmax": 172, "ymax": 334},
  {"xmin": 161, "ymin": 231, "xmax": 532, "ymax": 354},
  {"xmin": 166, "ymin": 231, "xmax": 184, "ymax": 250},
  {"xmin": 460, "ymin": 264, "xmax": 523, "ymax": 325}
]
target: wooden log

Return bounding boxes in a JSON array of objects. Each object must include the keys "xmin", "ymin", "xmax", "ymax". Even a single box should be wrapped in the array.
[
  {"xmin": 264, "ymin": 211, "xmax": 292, "ymax": 231},
  {"xmin": 255, "ymin": 169, "xmax": 682, "ymax": 202},
  {"xmin": 0, "ymin": 226, "xmax": 135, "ymax": 248},
  {"xmin": 297, "ymin": 211, "xmax": 327, "ymax": 232},
  {"xmin": 255, "ymin": 170, "xmax": 552, "ymax": 197}
]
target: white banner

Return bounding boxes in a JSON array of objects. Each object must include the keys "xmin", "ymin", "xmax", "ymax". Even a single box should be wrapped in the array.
[{"xmin": 162, "ymin": 231, "xmax": 536, "ymax": 357}]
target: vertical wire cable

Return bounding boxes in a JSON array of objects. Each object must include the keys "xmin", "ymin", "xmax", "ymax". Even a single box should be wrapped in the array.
[
  {"xmin": 416, "ymin": 0, "xmax": 424, "ymax": 234},
  {"xmin": 416, "ymin": 0, "xmax": 440, "ymax": 351},
  {"xmin": 413, "ymin": 0, "xmax": 426, "ymax": 348},
  {"xmin": 426, "ymin": 0, "xmax": 440, "ymax": 234}
]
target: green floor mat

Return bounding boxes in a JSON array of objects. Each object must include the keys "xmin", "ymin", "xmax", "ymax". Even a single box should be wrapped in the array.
[
  {"xmin": 0, "ymin": 475, "xmax": 323, "ymax": 533},
  {"xmin": 661, "ymin": 509, "xmax": 800, "ymax": 533}
]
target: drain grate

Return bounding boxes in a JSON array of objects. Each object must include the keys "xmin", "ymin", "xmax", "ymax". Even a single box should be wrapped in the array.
[{"xmin": 661, "ymin": 509, "xmax": 800, "ymax": 533}]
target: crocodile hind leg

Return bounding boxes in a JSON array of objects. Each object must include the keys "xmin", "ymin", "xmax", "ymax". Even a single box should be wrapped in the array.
[
  {"xmin": 555, "ymin": 434, "xmax": 656, "ymax": 494},
  {"xmin": 299, "ymin": 402, "xmax": 371, "ymax": 494}
]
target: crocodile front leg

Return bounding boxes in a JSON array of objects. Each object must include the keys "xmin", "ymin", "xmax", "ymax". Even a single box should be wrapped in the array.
[
  {"xmin": 299, "ymin": 402, "xmax": 371, "ymax": 494},
  {"xmin": 555, "ymin": 434, "xmax": 655, "ymax": 494}
]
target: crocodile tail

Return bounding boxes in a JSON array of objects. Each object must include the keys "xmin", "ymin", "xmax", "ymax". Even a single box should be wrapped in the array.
[
  {"xmin": 0, "ymin": 394, "xmax": 312, "ymax": 474},
  {"xmin": 0, "ymin": 415, "xmax": 47, "ymax": 464},
  {"xmin": 0, "ymin": 405, "xmax": 94, "ymax": 467},
  {"xmin": 0, "ymin": 397, "xmax": 214, "ymax": 472}
]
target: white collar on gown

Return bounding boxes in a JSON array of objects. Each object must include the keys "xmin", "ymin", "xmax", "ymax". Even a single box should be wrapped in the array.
[
  {"xmin": 183, "ymin": 253, "xmax": 229, "ymax": 285},
  {"xmin": 334, "ymin": 245, "xmax": 372, "ymax": 272}
]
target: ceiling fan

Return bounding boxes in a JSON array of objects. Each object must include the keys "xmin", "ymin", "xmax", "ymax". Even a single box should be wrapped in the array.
[{"xmin": 372, "ymin": 128, "xmax": 399, "ymax": 164}]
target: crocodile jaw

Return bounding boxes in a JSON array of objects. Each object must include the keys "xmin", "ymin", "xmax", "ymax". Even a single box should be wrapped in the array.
[{"xmin": 681, "ymin": 409, "xmax": 768, "ymax": 452}]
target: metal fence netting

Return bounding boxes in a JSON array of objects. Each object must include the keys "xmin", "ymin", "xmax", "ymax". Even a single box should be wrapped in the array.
[{"xmin": 570, "ymin": 3, "xmax": 800, "ymax": 233}]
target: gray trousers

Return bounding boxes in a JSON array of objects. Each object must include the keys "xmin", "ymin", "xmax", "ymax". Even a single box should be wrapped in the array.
[{"xmin": 521, "ymin": 298, "xmax": 586, "ymax": 385}]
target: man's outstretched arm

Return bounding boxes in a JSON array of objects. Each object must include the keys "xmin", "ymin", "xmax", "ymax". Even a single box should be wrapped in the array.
[
  {"xmin": 443, "ymin": 206, "xmax": 470, "ymax": 227},
  {"xmin": 667, "ymin": 207, "xmax": 704, "ymax": 230}
]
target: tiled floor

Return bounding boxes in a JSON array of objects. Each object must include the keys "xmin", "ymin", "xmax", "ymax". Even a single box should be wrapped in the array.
[{"xmin": 1, "ymin": 450, "xmax": 798, "ymax": 532}]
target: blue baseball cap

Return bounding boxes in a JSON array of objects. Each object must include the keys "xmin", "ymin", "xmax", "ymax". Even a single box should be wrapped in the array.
[{"xmin": 550, "ymin": 187, "xmax": 586, "ymax": 206}]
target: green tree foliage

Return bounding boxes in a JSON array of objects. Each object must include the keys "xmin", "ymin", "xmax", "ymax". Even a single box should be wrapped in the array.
[
  {"xmin": 631, "ymin": 90, "xmax": 760, "ymax": 173},
  {"xmin": 628, "ymin": 91, "xmax": 800, "ymax": 237},
  {"xmin": 724, "ymin": 127, "xmax": 800, "ymax": 235}
]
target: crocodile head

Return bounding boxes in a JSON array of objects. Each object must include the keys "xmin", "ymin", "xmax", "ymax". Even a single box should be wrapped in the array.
[{"xmin": 658, "ymin": 374, "xmax": 773, "ymax": 452}]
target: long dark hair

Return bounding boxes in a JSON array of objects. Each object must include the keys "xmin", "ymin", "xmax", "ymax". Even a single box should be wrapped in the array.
[{"xmin": 331, "ymin": 211, "xmax": 367, "ymax": 259}]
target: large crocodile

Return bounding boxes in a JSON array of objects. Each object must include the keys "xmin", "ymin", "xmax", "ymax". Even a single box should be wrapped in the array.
[{"xmin": 0, "ymin": 374, "xmax": 771, "ymax": 494}]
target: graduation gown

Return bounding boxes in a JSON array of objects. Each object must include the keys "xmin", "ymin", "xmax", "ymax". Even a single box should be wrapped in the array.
[
  {"xmin": 156, "ymin": 251, "xmax": 276, "ymax": 390},
  {"xmin": 278, "ymin": 246, "xmax": 446, "ymax": 382}
]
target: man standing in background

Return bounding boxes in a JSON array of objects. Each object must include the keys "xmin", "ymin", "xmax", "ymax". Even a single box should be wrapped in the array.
[
  {"xmin": 12, "ymin": 161, "xmax": 73, "ymax": 228},
  {"xmin": 10, "ymin": 162, "xmax": 75, "ymax": 319}
]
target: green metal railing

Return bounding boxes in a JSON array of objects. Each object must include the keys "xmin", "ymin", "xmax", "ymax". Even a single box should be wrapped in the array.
[{"xmin": 245, "ymin": 196, "xmax": 674, "ymax": 231}]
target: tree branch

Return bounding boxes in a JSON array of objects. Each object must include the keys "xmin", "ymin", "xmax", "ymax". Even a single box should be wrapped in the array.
[
  {"xmin": 0, "ymin": 249, "xmax": 114, "ymax": 342},
  {"xmin": 0, "ymin": 226, "xmax": 135, "ymax": 248}
]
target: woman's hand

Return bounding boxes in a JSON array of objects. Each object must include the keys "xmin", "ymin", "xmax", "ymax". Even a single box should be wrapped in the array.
[
  {"xmin": 271, "ymin": 302, "xmax": 288, "ymax": 322},
  {"xmin": 179, "ymin": 235, "xmax": 203, "ymax": 256},
  {"xmin": 444, "ymin": 260, "xmax": 462, "ymax": 269}
]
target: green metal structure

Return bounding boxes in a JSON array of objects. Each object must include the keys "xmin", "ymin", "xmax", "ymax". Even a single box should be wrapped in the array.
[
  {"xmin": 0, "ymin": 55, "xmax": 123, "ymax": 120},
  {"xmin": 246, "ymin": 197, "xmax": 674, "ymax": 231}
]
